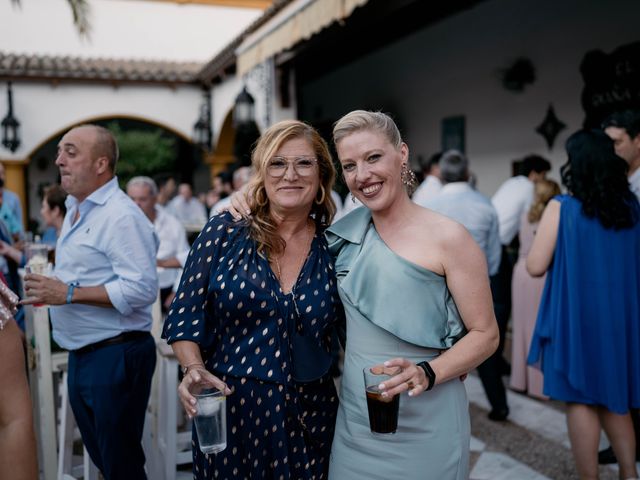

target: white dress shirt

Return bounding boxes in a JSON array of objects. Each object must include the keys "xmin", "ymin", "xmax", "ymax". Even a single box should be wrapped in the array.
[
  {"xmin": 168, "ymin": 195, "xmax": 207, "ymax": 226},
  {"xmin": 491, "ymin": 175, "xmax": 534, "ymax": 245},
  {"xmin": 424, "ymin": 182, "xmax": 502, "ymax": 275},
  {"xmin": 51, "ymin": 178, "xmax": 159, "ymax": 350},
  {"xmin": 154, "ymin": 205, "xmax": 190, "ymax": 289},
  {"xmin": 412, "ymin": 175, "xmax": 442, "ymax": 206}
]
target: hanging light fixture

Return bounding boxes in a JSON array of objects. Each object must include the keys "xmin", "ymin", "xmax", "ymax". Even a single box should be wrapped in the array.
[
  {"xmin": 193, "ymin": 88, "xmax": 212, "ymax": 151},
  {"xmin": 233, "ymin": 86, "xmax": 255, "ymax": 127},
  {"xmin": 1, "ymin": 82, "xmax": 20, "ymax": 153}
]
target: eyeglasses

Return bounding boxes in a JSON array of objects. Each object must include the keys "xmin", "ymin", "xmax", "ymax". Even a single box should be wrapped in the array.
[{"xmin": 266, "ymin": 156, "xmax": 318, "ymax": 177}]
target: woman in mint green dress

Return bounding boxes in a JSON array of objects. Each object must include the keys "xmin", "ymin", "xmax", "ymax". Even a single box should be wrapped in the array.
[{"xmin": 326, "ymin": 111, "xmax": 499, "ymax": 479}]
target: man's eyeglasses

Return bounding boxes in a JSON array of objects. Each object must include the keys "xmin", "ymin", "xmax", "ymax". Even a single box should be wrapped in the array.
[{"xmin": 266, "ymin": 156, "xmax": 318, "ymax": 177}]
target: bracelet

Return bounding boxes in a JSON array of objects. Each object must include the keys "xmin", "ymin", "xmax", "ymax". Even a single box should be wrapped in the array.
[
  {"xmin": 181, "ymin": 362, "xmax": 205, "ymax": 375},
  {"xmin": 66, "ymin": 282, "xmax": 79, "ymax": 304},
  {"xmin": 417, "ymin": 361, "xmax": 436, "ymax": 391}
]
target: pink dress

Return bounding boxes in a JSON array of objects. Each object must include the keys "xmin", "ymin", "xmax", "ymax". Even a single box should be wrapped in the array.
[{"xmin": 510, "ymin": 213, "xmax": 548, "ymax": 399}]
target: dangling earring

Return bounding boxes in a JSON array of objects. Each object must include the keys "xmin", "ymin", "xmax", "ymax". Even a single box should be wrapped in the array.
[
  {"xmin": 315, "ymin": 185, "xmax": 326, "ymax": 205},
  {"xmin": 401, "ymin": 163, "xmax": 418, "ymax": 192},
  {"xmin": 350, "ymin": 193, "xmax": 357, "ymax": 204}
]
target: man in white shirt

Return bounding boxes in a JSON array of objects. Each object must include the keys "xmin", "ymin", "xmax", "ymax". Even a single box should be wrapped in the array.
[
  {"xmin": 424, "ymin": 150, "xmax": 505, "ymax": 419},
  {"xmin": 168, "ymin": 182, "xmax": 207, "ymax": 226},
  {"xmin": 489, "ymin": 154, "xmax": 550, "ymax": 419},
  {"xmin": 603, "ymin": 110, "xmax": 640, "ymax": 201},
  {"xmin": 23, "ymin": 125, "xmax": 158, "ymax": 479},
  {"xmin": 412, "ymin": 152, "xmax": 442, "ymax": 206},
  {"xmin": 127, "ymin": 176, "xmax": 190, "ymax": 311}
]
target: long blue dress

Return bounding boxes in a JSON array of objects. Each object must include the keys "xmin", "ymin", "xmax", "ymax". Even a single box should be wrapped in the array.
[
  {"xmin": 325, "ymin": 208, "xmax": 470, "ymax": 480},
  {"xmin": 528, "ymin": 195, "xmax": 640, "ymax": 414},
  {"xmin": 162, "ymin": 213, "xmax": 344, "ymax": 479}
]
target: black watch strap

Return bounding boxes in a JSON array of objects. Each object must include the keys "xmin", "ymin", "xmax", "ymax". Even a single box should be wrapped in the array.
[{"xmin": 417, "ymin": 361, "xmax": 436, "ymax": 391}]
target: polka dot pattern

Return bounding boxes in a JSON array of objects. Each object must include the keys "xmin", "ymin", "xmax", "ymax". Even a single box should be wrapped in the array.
[{"xmin": 162, "ymin": 213, "xmax": 344, "ymax": 479}]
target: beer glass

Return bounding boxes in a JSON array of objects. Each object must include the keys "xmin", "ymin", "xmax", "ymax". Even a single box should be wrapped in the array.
[{"xmin": 363, "ymin": 366, "xmax": 400, "ymax": 434}]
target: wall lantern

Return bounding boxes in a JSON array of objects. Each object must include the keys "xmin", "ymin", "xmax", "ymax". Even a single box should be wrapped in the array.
[
  {"xmin": 1, "ymin": 82, "xmax": 20, "ymax": 153},
  {"xmin": 233, "ymin": 86, "xmax": 255, "ymax": 127},
  {"xmin": 193, "ymin": 88, "xmax": 212, "ymax": 151}
]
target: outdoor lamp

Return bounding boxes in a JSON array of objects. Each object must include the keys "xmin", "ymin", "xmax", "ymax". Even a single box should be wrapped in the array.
[
  {"xmin": 193, "ymin": 88, "xmax": 212, "ymax": 151},
  {"xmin": 233, "ymin": 86, "xmax": 255, "ymax": 127},
  {"xmin": 1, "ymin": 82, "xmax": 20, "ymax": 153}
]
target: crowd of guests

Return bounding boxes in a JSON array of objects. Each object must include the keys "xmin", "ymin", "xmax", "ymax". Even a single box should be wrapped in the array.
[{"xmin": 1, "ymin": 108, "xmax": 639, "ymax": 480}]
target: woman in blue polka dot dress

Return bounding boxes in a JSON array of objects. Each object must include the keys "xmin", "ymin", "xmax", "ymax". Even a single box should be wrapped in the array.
[{"xmin": 162, "ymin": 120, "xmax": 344, "ymax": 479}]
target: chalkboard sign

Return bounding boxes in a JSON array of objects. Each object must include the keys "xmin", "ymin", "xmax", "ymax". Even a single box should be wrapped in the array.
[{"xmin": 580, "ymin": 41, "xmax": 640, "ymax": 128}]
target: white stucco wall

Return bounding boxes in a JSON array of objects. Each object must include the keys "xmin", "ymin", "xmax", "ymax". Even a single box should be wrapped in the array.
[
  {"xmin": 298, "ymin": 0, "xmax": 639, "ymax": 196},
  {"xmin": 6, "ymin": 82, "xmax": 202, "ymax": 157},
  {"xmin": 0, "ymin": 0, "xmax": 265, "ymax": 159},
  {"xmin": 0, "ymin": 0, "xmax": 262, "ymax": 62}
]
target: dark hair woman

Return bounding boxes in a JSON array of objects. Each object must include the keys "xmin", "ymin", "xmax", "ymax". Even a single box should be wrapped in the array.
[{"xmin": 527, "ymin": 129, "xmax": 640, "ymax": 479}]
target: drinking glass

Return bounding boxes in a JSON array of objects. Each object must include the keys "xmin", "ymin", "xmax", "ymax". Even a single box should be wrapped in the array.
[
  {"xmin": 363, "ymin": 366, "xmax": 400, "ymax": 434},
  {"xmin": 189, "ymin": 383, "xmax": 227, "ymax": 454}
]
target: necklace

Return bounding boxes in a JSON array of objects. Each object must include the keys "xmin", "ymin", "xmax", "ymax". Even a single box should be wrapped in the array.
[{"xmin": 273, "ymin": 224, "xmax": 313, "ymax": 296}]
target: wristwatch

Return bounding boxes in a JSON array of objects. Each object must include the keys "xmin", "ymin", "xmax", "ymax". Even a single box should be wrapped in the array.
[{"xmin": 416, "ymin": 361, "xmax": 436, "ymax": 391}]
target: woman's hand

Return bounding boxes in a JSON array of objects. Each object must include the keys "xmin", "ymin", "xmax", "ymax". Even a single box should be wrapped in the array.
[
  {"xmin": 177, "ymin": 365, "xmax": 232, "ymax": 418},
  {"xmin": 225, "ymin": 190, "xmax": 252, "ymax": 221},
  {"xmin": 376, "ymin": 358, "xmax": 428, "ymax": 398}
]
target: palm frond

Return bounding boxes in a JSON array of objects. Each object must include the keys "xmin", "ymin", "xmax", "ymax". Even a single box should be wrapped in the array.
[
  {"xmin": 9, "ymin": 0, "xmax": 91, "ymax": 38},
  {"xmin": 67, "ymin": 0, "xmax": 92, "ymax": 38}
]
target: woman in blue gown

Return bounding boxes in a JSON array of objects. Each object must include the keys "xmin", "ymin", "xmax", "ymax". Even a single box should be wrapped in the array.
[
  {"xmin": 527, "ymin": 129, "xmax": 640, "ymax": 480},
  {"xmin": 163, "ymin": 120, "xmax": 344, "ymax": 479}
]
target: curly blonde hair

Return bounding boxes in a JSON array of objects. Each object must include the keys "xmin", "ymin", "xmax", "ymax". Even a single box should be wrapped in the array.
[
  {"xmin": 245, "ymin": 120, "xmax": 336, "ymax": 256},
  {"xmin": 528, "ymin": 178, "xmax": 561, "ymax": 223}
]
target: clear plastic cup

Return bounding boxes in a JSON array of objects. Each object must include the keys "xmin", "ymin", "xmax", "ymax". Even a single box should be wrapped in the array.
[{"xmin": 190, "ymin": 384, "xmax": 227, "ymax": 454}]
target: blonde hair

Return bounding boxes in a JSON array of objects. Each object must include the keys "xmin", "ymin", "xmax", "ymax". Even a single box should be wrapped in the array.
[
  {"xmin": 332, "ymin": 110, "xmax": 417, "ymax": 194},
  {"xmin": 333, "ymin": 110, "xmax": 402, "ymax": 149},
  {"xmin": 528, "ymin": 178, "xmax": 561, "ymax": 223},
  {"xmin": 246, "ymin": 120, "xmax": 336, "ymax": 256}
]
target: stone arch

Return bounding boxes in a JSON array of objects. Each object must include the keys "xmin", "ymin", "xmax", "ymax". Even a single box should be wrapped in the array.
[
  {"xmin": 210, "ymin": 108, "xmax": 236, "ymax": 176},
  {"xmin": 23, "ymin": 114, "xmax": 196, "ymax": 232},
  {"xmin": 27, "ymin": 113, "xmax": 193, "ymax": 158}
]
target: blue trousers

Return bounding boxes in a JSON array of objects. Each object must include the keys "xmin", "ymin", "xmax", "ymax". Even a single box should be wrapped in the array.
[{"xmin": 68, "ymin": 334, "xmax": 156, "ymax": 480}]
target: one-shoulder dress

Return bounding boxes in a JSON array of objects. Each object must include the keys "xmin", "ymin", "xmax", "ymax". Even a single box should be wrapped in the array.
[{"xmin": 325, "ymin": 208, "xmax": 470, "ymax": 480}]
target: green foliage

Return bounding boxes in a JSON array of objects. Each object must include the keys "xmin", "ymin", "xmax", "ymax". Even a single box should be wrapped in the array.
[{"xmin": 107, "ymin": 122, "xmax": 176, "ymax": 186}]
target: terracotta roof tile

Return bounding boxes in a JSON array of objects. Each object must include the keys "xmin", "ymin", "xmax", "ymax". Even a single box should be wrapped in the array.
[{"xmin": 0, "ymin": 51, "xmax": 203, "ymax": 85}]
